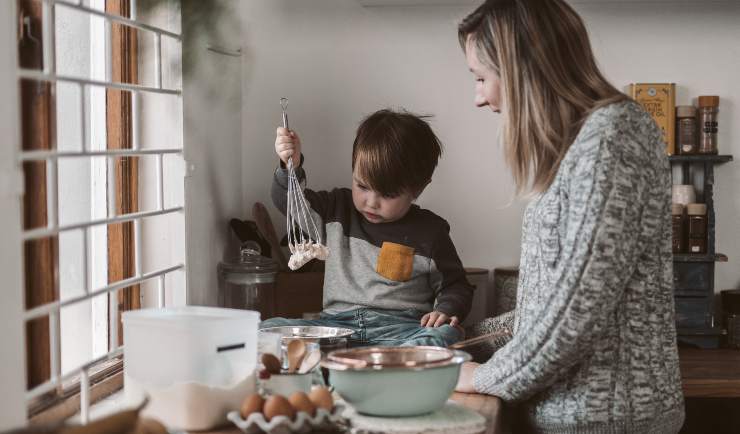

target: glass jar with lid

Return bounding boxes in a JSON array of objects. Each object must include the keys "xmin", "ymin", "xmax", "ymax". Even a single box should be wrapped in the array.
[
  {"xmin": 676, "ymin": 105, "xmax": 697, "ymax": 155},
  {"xmin": 698, "ymin": 95, "xmax": 719, "ymax": 154},
  {"xmin": 218, "ymin": 241, "xmax": 279, "ymax": 320}
]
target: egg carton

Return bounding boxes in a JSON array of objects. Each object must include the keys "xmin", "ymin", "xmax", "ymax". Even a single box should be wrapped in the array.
[{"xmin": 226, "ymin": 404, "xmax": 345, "ymax": 434}]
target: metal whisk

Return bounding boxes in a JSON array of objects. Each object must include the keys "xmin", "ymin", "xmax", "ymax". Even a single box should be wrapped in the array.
[{"xmin": 281, "ymin": 98, "xmax": 329, "ymax": 270}]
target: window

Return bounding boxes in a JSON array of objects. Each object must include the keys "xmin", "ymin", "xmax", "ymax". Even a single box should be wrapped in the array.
[{"xmin": 17, "ymin": 0, "xmax": 184, "ymax": 422}]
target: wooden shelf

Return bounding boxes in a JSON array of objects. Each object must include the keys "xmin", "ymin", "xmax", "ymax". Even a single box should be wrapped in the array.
[
  {"xmin": 668, "ymin": 154, "xmax": 733, "ymax": 163},
  {"xmin": 673, "ymin": 253, "xmax": 728, "ymax": 263},
  {"xmin": 679, "ymin": 348, "xmax": 740, "ymax": 398}
]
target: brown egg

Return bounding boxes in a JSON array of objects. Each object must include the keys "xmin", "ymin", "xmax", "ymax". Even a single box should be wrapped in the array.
[
  {"xmin": 288, "ymin": 391, "xmax": 316, "ymax": 417},
  {"xmin": 308, "ymin": 386, "xmax": 334, "ymax": 411},
  {"xmin": 240, "ymin": 393, "xmax": 265, "ymax": 419},
  {"xmin": 263, "ymin": 395, "xmax": 296, "ymax": 421}
]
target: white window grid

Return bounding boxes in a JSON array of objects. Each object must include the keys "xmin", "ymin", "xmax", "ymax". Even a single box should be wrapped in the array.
[{"xmin": 16, "ymin": 0, "xmax": 184, "ymax": 423}]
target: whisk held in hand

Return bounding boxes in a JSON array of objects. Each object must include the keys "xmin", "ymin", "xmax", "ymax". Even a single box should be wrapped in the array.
[{"xmin": 281, "ymin": 97, "xmax": 330, "ymax": 270}]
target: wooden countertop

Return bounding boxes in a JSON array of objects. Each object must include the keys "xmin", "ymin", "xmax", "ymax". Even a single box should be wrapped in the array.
[
  {"xmin": 201, "ymin": 392, "xmax": 503, "ymax": 434},
  {"xmin": 680, "ymin": 347, "xmax": 740, "ymax": 398},
  {"xmin": 200, "ymin": 348, "xmax": 740, "ymax": 432}
]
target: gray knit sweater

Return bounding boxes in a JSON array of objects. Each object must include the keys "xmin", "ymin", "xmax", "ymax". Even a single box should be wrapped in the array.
[{"xmin": 473, "ymin": 101, "xmax": 685, "ymax": 433}]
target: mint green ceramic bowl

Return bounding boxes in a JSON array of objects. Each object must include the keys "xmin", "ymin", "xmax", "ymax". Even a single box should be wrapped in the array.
[{"xmin": 321, "ymin": 347, "xmax": 471, "ymax": 416}]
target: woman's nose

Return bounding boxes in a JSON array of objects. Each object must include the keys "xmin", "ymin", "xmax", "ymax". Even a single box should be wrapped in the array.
[{"xmin": 475, "ymin": 94, "xmax": 488, "ymax": 107}]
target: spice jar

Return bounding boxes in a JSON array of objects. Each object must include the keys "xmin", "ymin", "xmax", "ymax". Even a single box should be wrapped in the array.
[
  {"xmin": 671, "ymin": 203, "xmax": 686, "ymax": 254},
  {"xmin": 698, "ymin": 95, "xmax": 719, "ymax": 154},
  {"xmin": 671, "ymin": 184, "xmax": 696, "ymax": 206},
  {"xmin": 676, "ymin": 105, "xmax": 697, "ymax": 154},
  {"xmin": 687, "ymin": 203, "xmax": 707, "ymax": 254}
]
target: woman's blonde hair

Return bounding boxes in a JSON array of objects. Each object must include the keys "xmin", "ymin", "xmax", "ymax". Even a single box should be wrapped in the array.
[{"xmin": 459, "ymin": 0, "xmax": 629, "ymax": 194}]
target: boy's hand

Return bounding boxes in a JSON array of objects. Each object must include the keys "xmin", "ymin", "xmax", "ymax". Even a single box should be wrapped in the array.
[
  {"xmin": 275, "ymin": 126, "xmax": 302, "ymax": 167},
  {"xmin": 421, "ymin": 311, "xmax": 460, "ymax": 328}
]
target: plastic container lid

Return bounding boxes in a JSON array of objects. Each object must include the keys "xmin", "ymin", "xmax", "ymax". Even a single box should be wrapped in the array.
[
  {"xmin": 671, "ymin": 204, "xmax": 684, "ymax": 215},
  {"xmin": 698, "ymin": 95, "xmax": 719, "ymax": 107},
  {"xmin": 686, "ymin": 203, "xmax": 707, "ymax": 215},
  {"xmin": 676, "ymin": 106, "xmax": 696, "ymax": 117}
]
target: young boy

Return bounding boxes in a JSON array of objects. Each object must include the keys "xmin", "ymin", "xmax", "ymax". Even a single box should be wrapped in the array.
[{"xmin": 260, "ymin": 109, "xmax": 473, "ymax": 347}]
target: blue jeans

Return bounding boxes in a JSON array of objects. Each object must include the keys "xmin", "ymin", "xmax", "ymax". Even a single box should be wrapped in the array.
[{"xmin": 260, "ymin": 308, "xmax": 462, "ymax": 347}]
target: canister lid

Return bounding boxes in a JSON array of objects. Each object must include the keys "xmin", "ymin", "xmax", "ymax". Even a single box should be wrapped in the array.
[
  {"xmin": 686, "ymin": 203, "xmax": 707, "ymax": 215},
  {"xmin": 219, "ymin": 242, "xmax": 279, "ymax": 276},
  {"xmin": 698, "ymin": 96, "xmax": 719, "ymax": 107},
  {"xmin": 671, "ymin": 204, "xmax": 684, "ymax": 215},
  {"xmin": 676, "ymin": 105, "xmax": 696, "ymax": 117}
]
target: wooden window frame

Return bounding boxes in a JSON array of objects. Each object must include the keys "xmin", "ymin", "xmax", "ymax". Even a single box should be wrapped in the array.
[{"xmin": 20, "ymin": 0, "xmax": 140, "ymax": 420}]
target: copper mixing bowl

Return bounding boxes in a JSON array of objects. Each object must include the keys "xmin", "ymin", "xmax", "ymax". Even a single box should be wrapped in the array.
[{"xmin": 325, "ymin": 346, "xmax": 455, "ymax": 369}]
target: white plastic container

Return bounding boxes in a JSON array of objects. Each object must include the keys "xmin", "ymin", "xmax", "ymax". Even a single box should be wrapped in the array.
[{"xmin": 123, "ymin": 306, "xmax": 259, "ymax": 431}]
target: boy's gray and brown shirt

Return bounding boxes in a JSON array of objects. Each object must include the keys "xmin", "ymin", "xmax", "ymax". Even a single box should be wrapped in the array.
[{"xmin": 271, "ymin": 166, "xmax": 474, "ymax": 320}]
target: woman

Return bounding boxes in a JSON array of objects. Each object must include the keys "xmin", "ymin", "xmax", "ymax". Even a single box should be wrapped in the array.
[{"xmin": 455, "ymin": 1, "xmax": 684, "ymax": 433}]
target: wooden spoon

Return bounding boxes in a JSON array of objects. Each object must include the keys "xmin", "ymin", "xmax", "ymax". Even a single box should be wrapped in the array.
[
  {"xmin": 286, "ymin": 339, "xmax": 307, "ymax": 373},
  {"xmin": 298, "ymin": 349, "xmax": 321, "ymax": 374},
  {"xmin": 252, "ymin": 202, "xmax": 289, "ymax": 271},
  {"xmin": 261, "ymin": 353, "xmax": 282, "ymax": 374}
]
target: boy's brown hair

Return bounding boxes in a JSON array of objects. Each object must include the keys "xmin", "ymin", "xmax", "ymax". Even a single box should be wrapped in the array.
[{"xmin": 351, "ymin": 109, "xmax": 443, "ymax": 198}]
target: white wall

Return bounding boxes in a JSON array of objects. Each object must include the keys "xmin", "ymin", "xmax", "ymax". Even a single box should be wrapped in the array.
[
  {"xmin": 240, "ymin": 0, "xmax": 740, "ymax": 310},
  {"xmin": 240, "ymin": 0, "xmax": 523, "ymax": 272},
  {"xmin": 0, "ymin": 1, "xmax": 29, "ymax": 429},
  {"xmin": 183, "ymin": 0, "xmax": 244, "ymax": 307}
]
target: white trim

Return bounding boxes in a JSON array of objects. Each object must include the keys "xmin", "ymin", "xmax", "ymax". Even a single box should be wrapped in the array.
[
  {"xmin": 154, "ymin": 33, "xmax": 162, "ymax": 89},
  {"xmin": 53, "ymin": 0, "xmax": 182, "ymax": 40},
  {"xmin": 18, "ymin": 69, "xmax": 182, "ymax": 95},
  {"xmin": 0, "ymin": 0, "xmax": 27, "ymax": 427},
  {"xmin": 80, "ymin": 370, "xmax": 90, "ymax": 424},
  {"xmin": 22, "ymin": 206, "xmax": 184, "ymax": 241},
  {"xmin": 20, "ymin": 148, "xmax": 183, "ymax": 161},
  {"xmin": 24, "ymin": 264, "xmax": 185, "ymax": 322}
]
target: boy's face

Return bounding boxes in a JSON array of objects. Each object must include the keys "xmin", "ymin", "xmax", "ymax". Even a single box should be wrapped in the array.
[{"xmin": 352, "ymin": 170, "xmax": 416, "ymax": 224}]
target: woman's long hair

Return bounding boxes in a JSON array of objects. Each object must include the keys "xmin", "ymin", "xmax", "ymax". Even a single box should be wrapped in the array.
[{"xmin": 459, "ymin": 0, "xmax": 629, "ymax": 194}]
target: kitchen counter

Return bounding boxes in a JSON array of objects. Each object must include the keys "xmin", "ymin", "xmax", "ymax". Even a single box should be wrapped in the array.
[
  {"xmin": 201, "ymin": 392, "xmax": 503, "ymax": 434},
  {"xmin": 679, "ymin": 347, "xmax": 740, "ymax": 398}
]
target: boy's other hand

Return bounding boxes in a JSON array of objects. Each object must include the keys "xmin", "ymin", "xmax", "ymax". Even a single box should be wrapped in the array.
[
  {"xmin": 275, "ymin": 126, "xmax": 302, "ymax": 167},
  {"xmin": 421, "ymin": 311, "xmax": 459, "ymax": 328}
]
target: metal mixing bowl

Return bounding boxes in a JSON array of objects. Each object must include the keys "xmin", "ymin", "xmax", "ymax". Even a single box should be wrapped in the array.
[{"xmin": 259, "ymin": 325, "xmax": 355, "ymax": 353}]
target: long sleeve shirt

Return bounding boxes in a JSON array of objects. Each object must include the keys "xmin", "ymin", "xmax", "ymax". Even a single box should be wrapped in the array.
[{"xmin": 271, "ymin": 163, "xmax": 474, "ymax": 320}]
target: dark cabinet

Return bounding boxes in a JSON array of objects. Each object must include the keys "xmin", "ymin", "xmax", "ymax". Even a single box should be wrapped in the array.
[{"xmin": 670, "ymin": 155, "xmax": 732, "ymax": 348}]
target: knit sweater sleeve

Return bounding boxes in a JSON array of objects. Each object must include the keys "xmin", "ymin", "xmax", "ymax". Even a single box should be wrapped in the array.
[{"xmin": 473, "ymin": 121, "xmax": 653, "ymax": 401}]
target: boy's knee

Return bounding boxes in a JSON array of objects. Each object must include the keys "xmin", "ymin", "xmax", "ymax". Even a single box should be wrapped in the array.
[
  {"xmin": 259, "ymin": 317, "xmax": 294, "ymax": 329},
  {"xmin": 402, "ymin": 324, "xmax": 462, "ymax": 347},
  {"xmin": 436, "ymin": 324, "xmax": 463, "ymax": 344}
]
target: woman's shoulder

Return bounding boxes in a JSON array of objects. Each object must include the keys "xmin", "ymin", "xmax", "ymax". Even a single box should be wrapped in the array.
[{"xmin": 570, "ymin": 100, "xmax": 664, "ymax": 162}]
